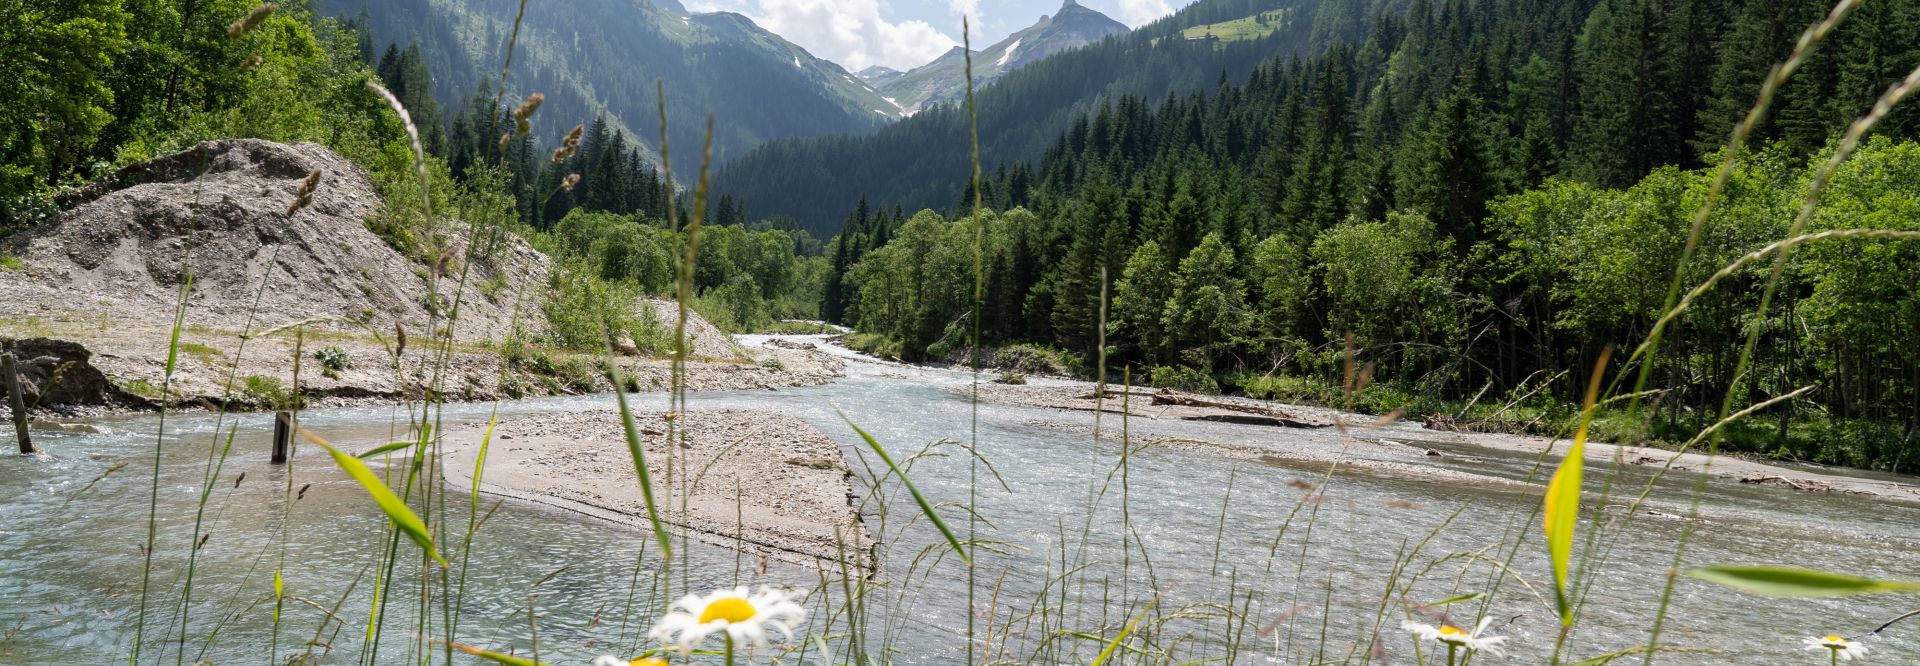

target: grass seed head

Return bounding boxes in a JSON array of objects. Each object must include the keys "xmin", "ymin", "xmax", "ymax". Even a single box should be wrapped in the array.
[
  {"xmin": 285, "ymin": 169, "xmax": 322, "ymax": 216},
  {"xmin": 241, "ymin": 54, "xmax": 264, "ymax": 70},
  {"xmin": 228, "ymin": 3, "xmax": 277, "ymax": 39},
  {"xmin": 498, "ymin": 132, "xmax": 512, "ymax": 154},
  {"xmin": 561, "ymin": 173, "xmax": 581, "ymax": 192},
  {"xmin": 512, "ymin": 93, "xmax": 545, "ymax": 135}
]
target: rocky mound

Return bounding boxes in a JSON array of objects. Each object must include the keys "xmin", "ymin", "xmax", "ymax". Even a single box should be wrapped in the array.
[
  {"xmin": 0, "ymin": 139, "xmax": 548, "ymax": 344},
  {"xmin": 0, "ymin": 139, "xmax": 836, "ymax": 411}
]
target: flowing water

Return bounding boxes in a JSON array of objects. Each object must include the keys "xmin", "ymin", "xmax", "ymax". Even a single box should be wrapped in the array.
[{"xmin": 2, "ymin": 335, "xmax": 1917, "ymax": 664}]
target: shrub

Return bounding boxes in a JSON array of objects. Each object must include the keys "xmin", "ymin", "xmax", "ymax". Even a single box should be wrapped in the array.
[
  {"xmin": 242, "ymin": 375, "xmax": 298, "ymax": 411},
  {"xmin": 993, "ymin": 344, "xmax": 1075, "ymax": 376},
  {"xmin": 759, "ymin": 358, "xmax": 786, "ymax": 371},
  {"xmin": 545, "ymin": 259, "xmax": 642, "ymax": 351},
  {"xmin": 1150, "ymin": 365, "xmax": 1219, "ymax": 394},
  {"xmin": 314, "ymin": 346, "xmax": 352, "ymax": 378}
]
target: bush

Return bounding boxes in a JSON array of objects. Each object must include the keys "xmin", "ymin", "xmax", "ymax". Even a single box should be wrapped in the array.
[
  {"xmin": 994, "ymin": 372, "xmax": 1027, "ymax": 385},
  {"xmin": 545, "ymin": 259, "xmax": 643, "ymax": 351},
  {"xmin": 1240, "ymin": 372, "xmax": 1428, "ymax": 416},
  {"xmin": 1150, "ymin": 365, "xmax": 1219, "ymax": 394},
  {"xmin": 993, "ymin": 344, "xmax": 1076, "ymax": 376},
  {"xmin": 314, "ymin": 346, "xmax": 352, "ymax": 378},
  {"xmin": 759, "ymin": 358, "xmax": 786, "ymax": 371},
  {"xmin": 242, "ymin": 375, "xmax": 298, "ymax": 411}
]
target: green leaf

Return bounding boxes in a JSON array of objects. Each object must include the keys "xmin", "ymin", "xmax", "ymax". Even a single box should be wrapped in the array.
[
  {"xmin": 1091, "ymin": 599, "xmax": 1158, "ymax": 666},
  {"xmin": 1424, "ymin": 592, "xmax": 1485, "ymax": 607},
  {"xmin": 611, "ymin": 374, "xmax": 673, "ymax": 562},
  {"xmin": 354, "ymin": 440, "xmax": 414, "ymax": 459},
  {"xmin": 1542, "ymin": 417, "xmax": 1589, "ymax": 624},
  {"xmin": 300, "ymin": 428, "xmax": 446, "ymax": 565},
  {"xmin": 1543, "ymin": 349, "xmax": 1610, "ymax": 627},
  {"xmin": 839, "ymin": 410, "xmax": 970, "ymax": 566},
  {"xmin": 1686, "ymin": 565, "xmax": 1920, "ymax": 598}
]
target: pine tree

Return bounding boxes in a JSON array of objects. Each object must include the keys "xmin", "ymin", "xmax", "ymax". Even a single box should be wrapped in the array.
[
  {"xmin": 1573, "ymin": 0, "xmax": 1682, "ymax": 187},
  {"xmin": 1396, "ymin": 91, "xmax": 1500, "ymax": 241},
  {"xmin": 1280, "ymin": 52, "xmax": 1355, "ymax": 235}
]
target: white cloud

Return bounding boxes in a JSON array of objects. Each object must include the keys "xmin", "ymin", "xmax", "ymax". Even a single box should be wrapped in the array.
[
  {"xmin": 688, "ymin": 0, "xmax": 959, "ymax": 72},
  {"xmin": 1111, "ymin": 0, "xmax": 1174, "ymax": 25},
  {"xmin": 948, "ymin": 0, "xmax": 982, "ymax": 23}
]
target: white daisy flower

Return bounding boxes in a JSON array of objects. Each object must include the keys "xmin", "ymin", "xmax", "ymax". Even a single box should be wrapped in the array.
[
  {"xmin": 649, "ymin": 586, "xmax": 805, "ymax": 654},
  {"xmin": 1403, "ymin": 616, "xmax": 1507, "ymax": 656},
  {"xmin": 1804, "ymin": 634, "xmax": 1868, "ymax": 662}
]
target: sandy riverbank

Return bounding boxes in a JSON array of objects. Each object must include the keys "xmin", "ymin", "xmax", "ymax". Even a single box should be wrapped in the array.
[
  {"xmin": 441, "ymin": 407, "xmax": 873, "ymax": 566},
  {"xmin": 958, "ymin": 378, "xmax": 1920, "ymax": 506}
]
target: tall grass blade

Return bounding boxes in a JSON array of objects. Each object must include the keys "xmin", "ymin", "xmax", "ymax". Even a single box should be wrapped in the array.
[
  {"xmin": 611, "ymin": 371, "xmax": 673, "ymax": 562},
  {"xmin": 1543, "ymin": 347, "xmax": 1610, "ymax": 626},
  {"xmin": 449, "ymin": 642, "xmax": 548, "ymax": 666},
  {"xmin": 1089, "ymin": 598, "xmax": 1157, "ymax": 666},
  {"xmin": 297, "ymin": 427, "xmax": 446, "ymax": 565},
  {"xmin": 1686, "ymin": 566, "xmax": 1920, "ymax": 598},
  {"xmin": 354, "ymin": 440, "xmax": 417, "ymax": 459},
  {"xmin": 838, "ymin": 410, "xmax": 971, "ymax": 566}
]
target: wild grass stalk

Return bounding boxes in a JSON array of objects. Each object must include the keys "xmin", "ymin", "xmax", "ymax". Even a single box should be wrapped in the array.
[
  {"xmin": 961, "ymin": 17, "xmax": 985, "ymax": 666},
  {"xmin": 168, "ymin": 194, "xmax": 299, "ymax": 664},
  {"xmin": 131, "ymin": 144, "xmax": 210, "ymax": 666},
  {"xmin": 1640, "ymin": 60, "xmax": 1920, "ymax": 665},
  {"xmin": 1624, "ymin": 0, "xmax": 1860, "ymax": 413}
]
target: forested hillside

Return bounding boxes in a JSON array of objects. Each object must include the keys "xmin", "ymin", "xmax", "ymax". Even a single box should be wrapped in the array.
[
  {"xmin": 824, "ymin": 0, "xmax": 1920, "ymax": 467},
  {"xmin": 713, "ymin": 0, "xmax": 1365, "ymax": 236}
]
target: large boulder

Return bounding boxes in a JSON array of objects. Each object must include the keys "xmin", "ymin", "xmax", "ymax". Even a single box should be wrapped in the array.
[
  {"xmin": 0, "ymin": 337, "xmax": 150, "ymax": 409},
  {"xmin": 1, "ymin": 139, "xmax": 549, "ymax": 345}
]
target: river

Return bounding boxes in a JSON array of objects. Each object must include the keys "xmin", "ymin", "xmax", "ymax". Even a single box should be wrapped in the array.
[{"xmin": 1, "ymin": 334, "xmax": 1916, "ymax": 664}]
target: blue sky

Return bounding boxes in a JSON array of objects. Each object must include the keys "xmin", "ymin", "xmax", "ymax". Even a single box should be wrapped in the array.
[{"xmin": 684, "ymin": 0, "xmax": 1204, "ymax": 72}]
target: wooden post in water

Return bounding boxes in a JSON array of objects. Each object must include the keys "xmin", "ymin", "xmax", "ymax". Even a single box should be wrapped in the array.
[
  {"xmin": 3, "ymin": 353, "xmax": 31, "ymax": 454},
  {"xmin": 271, "ymin": 411, "xmax": 292, "ymax": 464}
]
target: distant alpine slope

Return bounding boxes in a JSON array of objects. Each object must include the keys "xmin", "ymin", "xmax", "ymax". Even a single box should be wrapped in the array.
[
  {"xmin": 862, "ymin": 0, "xmax": 1132, "ymax": 117},
  {"xmin": 314, "ymin": 0, "xmax": 901, "ymax": 164}
]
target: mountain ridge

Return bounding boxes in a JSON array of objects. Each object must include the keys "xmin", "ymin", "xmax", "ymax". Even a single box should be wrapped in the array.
[
  {"xmin": 874, "ymin": 0, "xmax": 1131, "ymax": 116},
  {"xmin": 714, "ymin": 0, "xmax": 1339, "ymax": 236}
]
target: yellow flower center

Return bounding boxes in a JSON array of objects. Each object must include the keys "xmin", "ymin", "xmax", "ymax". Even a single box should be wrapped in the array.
[
  {"xmin": 698, "ymin": 597, "xmax": 757, "ymax": 624},
  {"xmin": 1824, "ymin": 635, "xmax": 1847, "ymax": 645},
  {"xmin": 630, "ymin": 660, "xmax": 669, "ymax": 666},
  {"xmin": 1437, "ymin": 625, "xmax": 1468, "ymax": 643}
]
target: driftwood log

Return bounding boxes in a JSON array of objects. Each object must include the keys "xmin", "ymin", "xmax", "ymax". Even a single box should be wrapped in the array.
[{"xmin": 1148, "ymin": 389, "xmax": 1333, "ymax": 428}]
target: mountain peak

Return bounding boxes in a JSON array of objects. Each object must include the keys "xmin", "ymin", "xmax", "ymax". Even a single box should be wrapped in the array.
[{"xmin": 867, "ymin": 3, "xmax": 1127, "ymax": 115}]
